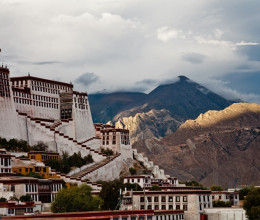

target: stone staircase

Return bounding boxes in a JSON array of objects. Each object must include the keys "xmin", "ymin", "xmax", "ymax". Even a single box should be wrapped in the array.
[{"xmin": 70, "ymin": 153, "xmax": 121, "ymax": 181}]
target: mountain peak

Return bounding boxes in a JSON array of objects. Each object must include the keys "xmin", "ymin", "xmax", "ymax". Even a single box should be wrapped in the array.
[{"xmin": 178, "ymin": 75, "xmax": 190, "ymax": 81}]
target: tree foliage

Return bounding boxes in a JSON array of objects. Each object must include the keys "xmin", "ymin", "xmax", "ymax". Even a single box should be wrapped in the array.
[
  {"xmin": 20, "ymin": 195, "xmax": 32, "ymax": 202},
  {"xmin": 51, "ymin": 185, "xmax": 103, "ymax": 213},
  {"xmin": 239, "ymin": 186, "xmax": 255, "ymax": 200},
  {"xmin": 210, "ymin": 185, "xmax": 223, "ymax": 191},
  {"xmin": 243, "ymin": 188, "xmax": 260, "ymax": 220},
  {"xmin": 0, "ymin": 197, "xmax": 7, "ymax": 202},
  {"xmin": 0, "ymin": 137, "xmax": 47, "ymax": 152},
  {"xmin": 213, "ymin": 200, "xmax": 231, "ymax": 207},
  {"xmin": 149, "ymin": 185, "xmax": 161, "ymax": 191},
  {"xmin": 99, "ymin": 179, "xmax": 143, "ymax": 210},
  {"xmin": 129, "ymin": 167, "xmax": 136, "ymax": 175},
  {"xmin": 181, "ymin": 180, "xmax": 207, "ymax": 189},
  {"xmin": 101, "ymin": 148, "xmax": 114, "ymax": 156},
  {"xmin": 45, "ymin": 152, "xmax": 94, "ymax": 174}
]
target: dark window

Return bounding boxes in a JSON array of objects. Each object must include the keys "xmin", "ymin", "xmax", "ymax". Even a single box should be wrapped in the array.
[
  {"xmin": 176, "ymin": 204, "xmax": 180, "ymax": 209},
  {"xmin": 154, "ymin": 196, "xmax": 159, "ymax": 202}
]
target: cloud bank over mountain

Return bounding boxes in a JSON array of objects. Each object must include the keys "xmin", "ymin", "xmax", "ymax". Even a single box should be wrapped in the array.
[{"xmin": 0, "ymin": 0, "xmax": 259, "ymax": 103}]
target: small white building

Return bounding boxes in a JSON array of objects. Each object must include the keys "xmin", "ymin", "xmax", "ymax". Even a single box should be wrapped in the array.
[
  {"xmin": 120, "ymin": 189, "xmax": 213, "ymax": 220},
  {"xmin": 211, "ymin": 191, "xmax": 239, "ymax": 206},
  {"xmin": 123, "ymin": 175, "xmax": 179, "ymax": 189},
  {"xmin": 0, "ymin": 149, "xmax": 13, "ymax": 174},
  {"xmin": 202, "ymin": 208, "xmax": 247, "ymax": 220},
  {"xmin": 0, "ymin": 200, "xmax": 41, "ymax": 216}
]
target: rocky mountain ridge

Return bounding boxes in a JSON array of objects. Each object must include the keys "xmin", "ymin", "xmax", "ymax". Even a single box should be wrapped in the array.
[
  {"xmin": 133, "ymin": 103, "xmax": 260, "ymax": 187},
  {"xmin": 89, "ymin": 76, "xmax": 234, "ymax": 142}
]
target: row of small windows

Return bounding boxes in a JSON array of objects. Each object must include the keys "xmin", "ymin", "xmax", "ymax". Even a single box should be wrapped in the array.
[
  {"xmin": 13, "ymin": 92, "xmax": 59, "ymax": 103},
  {"xmin": 121, "ymin": 135, "xmax": 130, "ymax": 145},
  {"xmin": 14, "ymin": 98, "xmax": 59, "ymax": 108},
  {"xmin": 140, "ymin": 196, "xmax": 188, "ymax": 203},
  {"xmin": 0, "ymin": 158, "xmax": 11, "ymax": 166},
  {"xmin": 51, "ymin": 184, "xmax": 62, "ymax": 192},
  {"xmin": 199, "ymin": 195, "xmax": 211, "ymax": 203},
  {"xmin": 140, "ymin": 204, "xmax": 187, "ymax": 211},
  {"xmin": 31, "ymin": 80, "xmax": 72, "ymax": 91},
  {"xmin": 0, "ymin": 72, "xmax": 8, "ymax": 79},
  {"xmin": 199, "ymin": 203, "xmax": 211, "ymax": 210},
  {"xmin": 212, "ymin": 195, "xmax": 238, "ymax": 200},
  {"xmin": 0, "ymin": 85, "xmax": 10, "ymax": 91},
  {"xmin": 155, "ymin": 215, "xmax": 184, "ymax": 220},
  {"xmin": 74, "ymin": 97, "xmax": 88, "ymax": 104},
  {"xmin": 0, "ymin": 91, "xmax": 10, "ymax": 97},
  {"xmin": 74, "ymin": 103, "xmax": 88, "ymax": 110},
  {"xmin": 102, "ymin": 135, "xmax": 117, "ymax": 145},
  {"xmin": 25, "ymin": 184, "xmax": 38, "ymax": 193},
  {"xmin": 32, "ymin": 86, "xmax": 59, "ymax": 94},
  {"xmin": 0, "ymin": 79, "xmax": 9, "ymax": 85},
  {"xmin": 0, "ymin": 168, "xmax": 11, "ymax": 173}
]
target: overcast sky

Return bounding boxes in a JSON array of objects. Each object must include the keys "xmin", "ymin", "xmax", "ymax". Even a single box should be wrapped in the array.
[{"xmin": 0, "ymin": 0, "xmax": 260, "ymax": 103}]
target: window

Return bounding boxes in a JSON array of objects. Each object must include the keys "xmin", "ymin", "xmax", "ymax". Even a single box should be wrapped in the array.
[
  {"xmin": 183, "ymin": 205, "xmax": 188, "ymax": 211},
  {"xmin": 140, "ymin": 205, "xmax": 145, "ymax": 210},
  {"xmin": 183, "ymin": 196, "xmax": 187, "ymax": 202},
  {"xmin": 176, "ymin": 196, "xmax": 180, "ymax": 202},
  {"xmin": 161, "ymin": 196, "xmax": 166, "ymax": 202},
  {"xmin": 154, "ymin": 196, "xmax": 159, "ymax": 202},
  {"xmin": 176, "ymin": 205, "xmax": 180, "ymax": 210},
  {"xmin": 8, "ymin": 209, "xmax": 14, "ymax": 214},
  {"xmin": 155, "ymin": 205, "xmax": 159, "ymax": 210},
  {"xmin": 161, "ymin": 205, "xmax": 166, "ymax": 210},
  {"xmin": 168, "ymin": 196, "xmax": 173, "ymax": 202},
  {"xmin": 140, "ymin": 197, "xmax": 145, "ymax": 202},
  {"xmin": 169, "ymin": 205, "xmax": 173, "ymax": 210}
]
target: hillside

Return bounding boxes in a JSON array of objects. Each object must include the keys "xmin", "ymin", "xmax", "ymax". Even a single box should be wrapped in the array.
[
  {"xmin": 133, "ymin": 103, "xmax": 260, "ymax": 187},
  {"xmin": 89, "ymin": 76, "xmax": 234, "ymax": 142}
]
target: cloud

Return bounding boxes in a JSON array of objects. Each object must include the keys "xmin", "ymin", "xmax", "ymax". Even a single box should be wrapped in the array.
[
  {"xmin": 236, "ymin": 41, "xmax": 259, "ymax": 46},
  {"xmin": 199, "ymin": 78, "xmax": 260, "ymax": 104},
  {"xmin": 182, "ymin": 53, "xmax": 206, "ymax": 64},
  {"xmin": 74, "ymin": 73, "xmax": 99, "ymax": 87},
  {"xmin": 157, "ymin": 27, "xmax": 185, "ymax": 42},
  {"xmin": 0, "ymin": 0, "xmax": 259, "ymax": 101}
]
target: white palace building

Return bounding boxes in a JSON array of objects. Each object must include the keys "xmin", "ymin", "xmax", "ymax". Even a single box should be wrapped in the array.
[{"xmin": 0, "ymin": 64, "xmax": 134, "ymax": 181}]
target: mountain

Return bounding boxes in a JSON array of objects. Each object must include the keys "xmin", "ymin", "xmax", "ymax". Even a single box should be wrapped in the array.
[
  {"xmin": 115, "ymin": 109, "xmax": 181, "ymax": 143},
  {"xmin": 89, "ymin": 76, "xmax": 234, "ymax": 142},
  {"xmin": 88, "ymin": 92, "xmax": 146, "ymax": 123},
  {"xmin": 133, "ymin": 103, "xmax": 260, "ymax": 187}
]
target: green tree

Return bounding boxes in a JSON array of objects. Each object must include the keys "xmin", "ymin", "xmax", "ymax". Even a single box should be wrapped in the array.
[
  {"xmin": 124, "ymin": 183, "xmax": 142, "ymax": 191},
  {"xmin": 243, "ymin": 188, "xmax": 260, "ymax": 220},
  {"xmin": 210, "ymin": 185, "xmax": 223, "ymax": 191},
  {"xmin": 0, "ymin": 197, "xmax": 7, "ymax": 202},
  {"xmin": 239, "ymin": 186, "xmax": 255, "ymax": 200},
  {"xmin": 51, "ymin": 184, "xmax": 103, "ymax": 213},
  {"xmin": 99, "ymin": 179, "xmax": 124, "ymax": 210},
  {"xmin": 129, "ymin": 167, "xmax": 136, "ymax": 175},
  {"xmin": 20, "ymin": 195, "xmax": 32, "ymax": 202},
  {"xmin": 149, "ymin": 185, "xmax": 161, "ymax": 191}
]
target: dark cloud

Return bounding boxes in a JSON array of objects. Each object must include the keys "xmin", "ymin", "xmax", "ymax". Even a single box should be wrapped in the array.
[
  {"xmin": 182, "ymin": 53, "xmax": 206, "ymax": 64},
  {"xmin": 33, "ymin": 61, "xmax": 63, "ymax": 65},
  {"xmin": 75, "ymin": 72, "xmax": 99, "ymax": 87}
]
